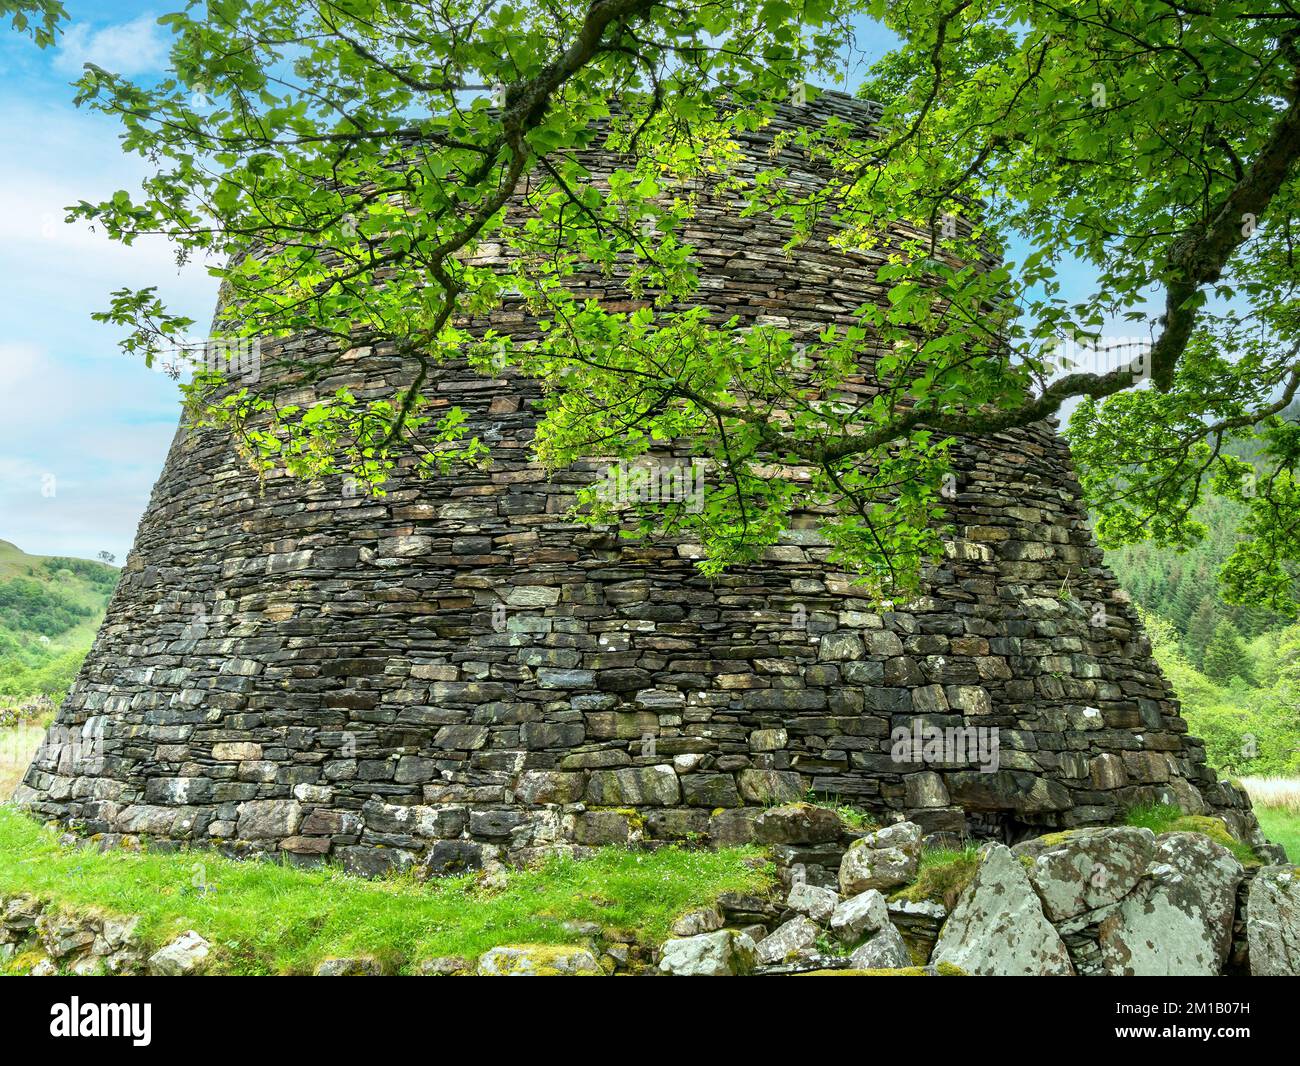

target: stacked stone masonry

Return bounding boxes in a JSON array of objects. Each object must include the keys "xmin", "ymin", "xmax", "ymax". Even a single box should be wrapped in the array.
[{"xmin": 17, "ymin": 92, "xmax": 1263, "ymax": 875}]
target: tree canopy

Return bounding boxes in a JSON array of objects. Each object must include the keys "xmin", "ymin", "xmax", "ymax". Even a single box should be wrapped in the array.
[{"xmin": 11, "ymin": 0, "xmax": 1300, "ymax": 607}]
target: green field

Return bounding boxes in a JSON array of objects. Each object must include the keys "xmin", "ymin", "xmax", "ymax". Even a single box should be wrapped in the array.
[
  {"xmin": 0, "ymin": 807, "xmax": 771, "ymax": 975},
  {"xmin": 1252, "ymin": 805, "xmax": 1300, "ymax": 862}
]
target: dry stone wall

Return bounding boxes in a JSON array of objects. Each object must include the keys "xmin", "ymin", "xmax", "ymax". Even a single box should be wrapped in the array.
[{"xmin": 16, "ymin": 93, "xmax": 1264, "ymax": 874}]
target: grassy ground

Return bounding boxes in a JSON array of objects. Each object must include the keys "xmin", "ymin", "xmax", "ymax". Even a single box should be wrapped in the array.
[
  {"xmin": 1238, "ymin": 777, "xmax": 1300, "ymax": 862},
  {"xmin": 891, "ymin": 845, "xmax": 981, "ymax": 909},
  {"xmin": 1124, "ymin": 803, "xmax": 1263, "ymax": 865},
  {"xmin": 0, "ymin": 806, "xmax": 772, "ymax": 975},
  {"xmin": 1253, "ymin": 807, "xmax": 1300, "ymax": 862}
]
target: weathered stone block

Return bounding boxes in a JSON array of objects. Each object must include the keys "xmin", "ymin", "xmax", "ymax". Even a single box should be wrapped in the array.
[
  {"xmin": 236, "ymin": 799, "xmax": 303, "ymax": 839},
  {"xmin": 586, "ymin": 765, "xmax": 680, "ymax": 806},
  {"xmin": 680, "ymin": 773, "xmax": 741, "ymax": 808},
  {"xmin": 516, "ymin": 771, "xmax": 586, "ymax": 805},
  {"xmin": 737, "ymin": 769, "xmax": 803, "ymax": 805}
]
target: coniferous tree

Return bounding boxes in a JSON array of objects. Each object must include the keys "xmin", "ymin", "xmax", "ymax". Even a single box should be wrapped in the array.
[
  {"xmin": 1203, "ymin": 621, "xmax": 1253, "ymax": 685},
  {"xmin": 1184, "ymin": 596, "xmax": 1220, "ymax": 666}
]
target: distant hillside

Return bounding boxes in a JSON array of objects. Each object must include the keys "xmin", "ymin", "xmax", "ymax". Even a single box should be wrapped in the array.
[
  {"xmin": 0, "ymin": 540, "xmax": 118, "ymax": 699},
  {"xmin": 1105, "ymin": 427, "xmax": 1296, "ymax": 671},
  {"xmin": 1101, "ymin": 428, "xmax": 1300, "ymax": 778},
  {"xmin": 1107, "ymin": 492, "xmax": 1287, "ymax": 667}
]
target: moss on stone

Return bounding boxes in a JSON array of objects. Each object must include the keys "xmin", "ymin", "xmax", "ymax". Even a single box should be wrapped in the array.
[
  {"xmin": 1125, "ymin": 804, "xmax": 1259, "ymax": 866},
  {"xmin": 1166, "ymin": 816, "xmax": 1259, "ymax": 867},
  {"xmin": 476, "ymin": 943, "xmax": 605, "ymax": 976},
  {"xmin": 892, "ymin": 845, "xmax": 980, "ymax": 908},
  {"xmin": 1032, "ymin": 829, "xmax": 1085, "ymax": 848},
  {"xmin": 592, "ymin": 807, "xmax": 646, "ymax": 832},
  {"xmin": 1, "ymin": 949, "xmax": 48, "ymax": 975}
]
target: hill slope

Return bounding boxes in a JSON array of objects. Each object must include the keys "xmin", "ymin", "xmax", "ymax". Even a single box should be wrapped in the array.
[{"xmin": 0, "ymin": 540, "xmax": 118, "ymax": 699}]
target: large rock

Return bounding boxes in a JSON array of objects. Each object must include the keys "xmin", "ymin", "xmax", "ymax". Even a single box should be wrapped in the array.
[
  {"xmin": 515, "ymin": 771, "xmax": 586, "ymax": 805},
  {"xmin": 1247, "ymin": 865, "xmax": 1300, "ymax": 976},
  {"xmin": 147, "ymin": 930, "xmax": 211, "ymax": 976},
  {"xmin": 931, "ymin": 845, "xmax": 1074, "ymax": 976},
  {"xmin": 755, "ymin": 915, "xmax": 821, "ymax": 966},
  {"xmin": 848, "ymin": 923, "xmax": 912, "ymax": 969},
  {"xmin": 476, "ymin": 944, "xmax": 604, "ymax": 976},
  {"xmin": 1097, "ymin": 832, "xmax": 1243, "ymax": 976},
  {"xmin": 786, "ymin": 882, "xmax": 839, "ymax": 924},
  {"xmin": 670, "ymin": 907, "xmax": 724, "ymax": 937},
  {"xmin": 418, "ymin": 955, "xmax": 470, "ymax": 975},
  {"xmin": 830, "ymin": 889, "xmax": 890, "ymax": 944},
  {"xmin": 736, "ymin": 769, "xmax": 804, "ymax": 805},
  {"xmin": 236, "ymin": 799, "xmax": 302, "ymax": 839},
  {"xmin": 585, "ymin": 766, "xmax": 679, "ymax": 806},
  {"xmin": 1012, "ymin": 826, "xmax": 1156, "ymax": 923},
  {"xmin": 838, "ymin": 821, "xmax": 922, "ymax": 895},
  {"xmin": 755, "ymin": 803, "xmax": 845, "ymax": 845},
  {"xmin": 946, "ymin": 770, "xmax": 1071, "ymax": 813},
  {"xmin": 314, "ymin": 956, "xmax": 384, "ymax": 976},
  {"xmin": 658, "ymin": 930, "xmax": 757, "ymax": 976}
]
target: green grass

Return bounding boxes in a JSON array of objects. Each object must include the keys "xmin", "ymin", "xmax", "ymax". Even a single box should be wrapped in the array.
[
  {"xmin": 1253, "ymin": 805, "xmax": 1300, "ymax": 862},
  {"xmin": 1124, "ymin": 803, "xmax": 1260, "ymax": 866},
  {"xmin": 803, "ymin": 792, "xmax": 879, "ymax": 831},
  {"xmin": 891, "ymin": 845, "xmax": 980, "ymax": 908},
  {"xmin": 0, "ymin": 807, "xmax": 773, "ymax": 974}
]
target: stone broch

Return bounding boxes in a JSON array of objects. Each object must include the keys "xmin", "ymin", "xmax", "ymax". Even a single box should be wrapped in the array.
[{"xmin": 15, "ymin": 92, "xmax": 1264, "ymax": 875}]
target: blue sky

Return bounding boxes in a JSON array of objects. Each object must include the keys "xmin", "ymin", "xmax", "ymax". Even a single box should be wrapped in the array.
[{"xmin": 0, "ymin": 2, "xmax": 218, "ymax": 563}]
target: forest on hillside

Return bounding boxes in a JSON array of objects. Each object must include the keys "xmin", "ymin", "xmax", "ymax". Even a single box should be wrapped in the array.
[
  {"xmin": 0, "ymin": 542, "xmax": 116, "ymax": 701},
  {"xmin": 1108, "ymin": 428, "xmax": 1300, "ymax": 777}
]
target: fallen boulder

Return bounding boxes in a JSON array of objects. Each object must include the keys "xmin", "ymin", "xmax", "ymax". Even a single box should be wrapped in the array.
[
  {"xmin": 755, "ymin": 915, "xmax": 821, "ymax": 966},
  {"xmin": 1012, "ymin": 826, "xmax": 1155, "ymax": 924},
  {"xmin": 839, "ymin": 821, "xmax": 922, "ymax": 895},
  {"xmin": 1097, "ymin": 832, "xmax": 1242, "ymax": 976},
  {"xmin": 476, "ymin": 944, "xmax": 604, "ymax": 976},
  {"xmin": 147, "ymin": 930, "xmax": 211, "ymax": 976},
  {"xmin": 931, "ymin": 845, "xmax": 1073, "ymax": 976},
  {"xmin": 1247, "ymin": 865, "xmax": 1300, "ymax": 976},
  {"xmin": 658, "ymin": 930, "xmax": 757, "ymax": 976}
]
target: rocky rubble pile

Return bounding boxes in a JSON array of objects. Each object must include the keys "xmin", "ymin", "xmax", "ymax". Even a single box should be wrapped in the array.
[
  {"xmin": 0, "ymin": 895, "xmax": 210, "ymax": 976},
  {"xmin": 655, "ymin": 807, "xmax": 1300, "ymax": 976},
  {"xmin": 658, "ymin": 811, "xmax": 942, "ymax": 974}
]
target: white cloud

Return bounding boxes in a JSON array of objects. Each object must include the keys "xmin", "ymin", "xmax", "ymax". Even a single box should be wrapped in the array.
[
  {"xmin": 0, "ymin": 342, "xmax": 45, "ymax": 387},
  {"xmin": 0, "ymin": 98, "xmax": 221, "ymax": 362},
  {"xmin": 0, "ymin": 172, "xmax": 208, "ymax": 269},
  {"xmin": 52, "ymin": 15, "xmax": 170, "ymax": 78},
  {"xmin": 0, "ymin": 343, "xmax": 181, "ymax": 563}
]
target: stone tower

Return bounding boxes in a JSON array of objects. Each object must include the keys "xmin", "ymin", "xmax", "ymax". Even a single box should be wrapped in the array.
[{"xmin": 17, "ymin": 93, "xmax": 1262, "ymax": 876}]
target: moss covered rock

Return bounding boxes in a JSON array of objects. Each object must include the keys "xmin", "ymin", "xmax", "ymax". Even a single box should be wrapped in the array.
[{"xmin": 476, "ymin": 944, "xmax": 604, "ymax": 976}]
